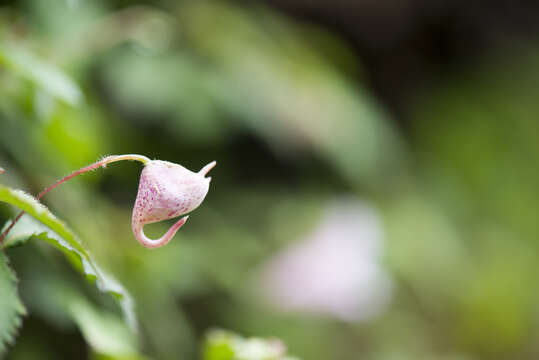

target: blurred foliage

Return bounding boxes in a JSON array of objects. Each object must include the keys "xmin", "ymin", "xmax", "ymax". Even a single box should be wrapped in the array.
[
  {"xmin": 0, "ymin": 0, "xmax": 539, "ymax": 359},
  {"xmin": 202, "ymin": 329, "xmax": 298, "ymax": 360}
]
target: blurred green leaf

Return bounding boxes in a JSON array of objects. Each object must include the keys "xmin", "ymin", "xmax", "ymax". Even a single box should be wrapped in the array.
[
  {"xmin": 0, "ymin": 45, "xmax": 82, "ymax": 105},
  {"xmin": 69, "ymin": 298, "xmax": 143, "ymax": 360},
  {"xmin": 0, "ymin": 185, "xmax": 136, "ymax": 331},
  {"xmin": 203, "ymin": 329, "xmax": 299, "ymax": 360},
  {"xmin": 0, "ymin": 251, "xmax": 26, "ymax": 354},
  {"xmin": 101, "ymin": 48, "xmax": 226, "ymax": 144}
]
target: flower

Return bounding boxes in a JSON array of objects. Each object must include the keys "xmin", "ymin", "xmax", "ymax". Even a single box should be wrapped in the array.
[
  {"xmin": 131, "ymin": 160, "xmax": 215, "ymax": 248},
  {"xmin": 258, "ymin": 199, "xmax": 393, "ymax": 321}
]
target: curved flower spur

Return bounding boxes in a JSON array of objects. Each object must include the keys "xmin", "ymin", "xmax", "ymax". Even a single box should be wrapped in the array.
[
  {"xmin": 132, "ymin": 160, "xmax": 216, "ymax": 248},
  {"xmin": 0, "ymin": 155, "xmax": 216, "ymax": 249}
]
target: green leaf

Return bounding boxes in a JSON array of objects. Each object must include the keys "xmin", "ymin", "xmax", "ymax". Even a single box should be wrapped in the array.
[
  {"xmin": 1, "ymin": 215, "xmax": 50, "ymax": 249},
  {"xmin": 68, "ymin": 298, "xmax": 144, "ymax": 359},
  {"xmin": 0, "ymin": 185, "xmax": 136, "ymax": 331},
  {"xmin": 0, "ymin": 45, "xmax": 82, "ymax": 105},
  {"xmin": 0, "ymin": 252, "xmax": 26, "ymax": 354}
]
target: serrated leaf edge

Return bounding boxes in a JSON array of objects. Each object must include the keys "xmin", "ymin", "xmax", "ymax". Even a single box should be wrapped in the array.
[
  {"xmin": 0, "ymin": 186, "xmax": 137, "ymax": 332},
  {"xmin": 0, "ymin": 252, "xmax": 27, "ymax": 354}
]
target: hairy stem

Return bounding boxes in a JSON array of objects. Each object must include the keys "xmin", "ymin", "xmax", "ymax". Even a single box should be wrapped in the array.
[{"xmin": 0, "ymin": 154, "xmax": 150, "ymax": 245}]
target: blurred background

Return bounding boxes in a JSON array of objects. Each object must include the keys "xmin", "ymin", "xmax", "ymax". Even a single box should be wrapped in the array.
[{"xmin": 1, "ymin": 0, "xmax": 539, "ymax": 359}]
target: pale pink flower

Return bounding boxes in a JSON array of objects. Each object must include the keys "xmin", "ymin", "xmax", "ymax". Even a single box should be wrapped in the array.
[
  {"xmin": 259, "ymin": 199, "xmax": 393, "ymax": 322},
  {"xmin": 131, "ymin": 160, "xmax": 215, "ymax": 248}
]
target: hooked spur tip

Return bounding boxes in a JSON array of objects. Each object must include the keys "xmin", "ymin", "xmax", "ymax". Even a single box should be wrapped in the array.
[
  {"xmin": 199, "ymin": 161, "xmax": 217, "ymax": 176},
  {"xmin": 134, "ymin": 215, "xmax": 190, "ymax": 249}
]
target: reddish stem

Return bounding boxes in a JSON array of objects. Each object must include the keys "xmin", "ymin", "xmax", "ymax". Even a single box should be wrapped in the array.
[{"xmin": 0, "ymin": 154, "xmax": 149, "ymax": 245}]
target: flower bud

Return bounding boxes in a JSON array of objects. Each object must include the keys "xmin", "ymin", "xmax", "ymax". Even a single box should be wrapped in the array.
[{"xmin": 132, "ymin": 160, "xmax": 215, "ymax": 248}]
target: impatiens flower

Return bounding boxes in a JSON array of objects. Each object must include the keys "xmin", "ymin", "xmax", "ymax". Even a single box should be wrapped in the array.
[
  {"xmin": 132, "ymin": 160, "xmax": 216, "ymax": 248},
  {"xmin": 0, "ymin": 155, "xmax": 216, "ymax": 248}
]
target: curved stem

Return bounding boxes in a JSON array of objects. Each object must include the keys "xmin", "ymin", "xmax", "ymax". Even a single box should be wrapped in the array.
[
  {"xmin": 133, "ymin": 216, "xmax": 189, "ymax": 249},
  {"xmin": 0, "ymin": 154, "xmax": 150, "ymax": 245}
]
